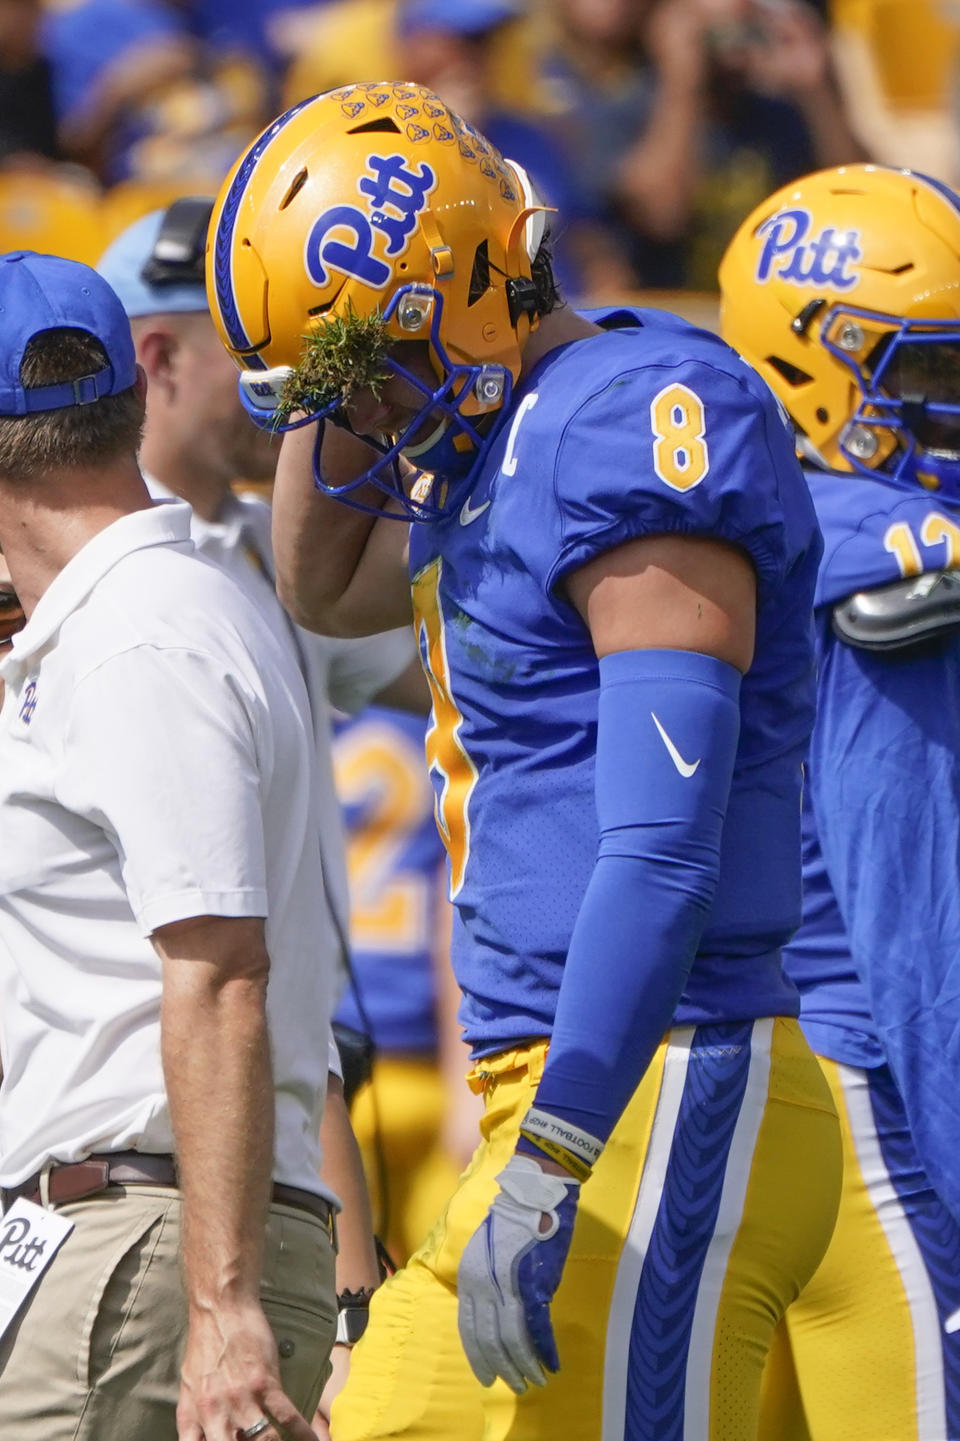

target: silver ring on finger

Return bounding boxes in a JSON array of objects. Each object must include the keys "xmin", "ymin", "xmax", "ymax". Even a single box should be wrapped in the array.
[{"xmin": 238, "ymin": 1420, "xmax": 273, "ymax": 1441}]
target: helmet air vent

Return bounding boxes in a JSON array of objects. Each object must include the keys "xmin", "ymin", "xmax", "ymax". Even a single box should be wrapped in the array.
[
  {"xmin": 768, "ymin": 356, "xmax": 814, "ymax": 387},
  {"xmin": 346, "ymin": 117, "xmax": 402, "ymax": 135},
  {"xmin": 468, "ymin": 241, "xmax": 491, "ymax": 306},
  {"xmin": 280, "ymin": 168, "xmax": 308, "ymax": 211}
]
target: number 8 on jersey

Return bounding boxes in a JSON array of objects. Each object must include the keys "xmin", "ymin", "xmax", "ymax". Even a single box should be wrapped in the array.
[{"xmin": 650, "ymin": 382, "xmax": 709, "ymax": 492}]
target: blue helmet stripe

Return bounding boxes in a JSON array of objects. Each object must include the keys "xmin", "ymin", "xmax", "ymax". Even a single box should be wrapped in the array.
[
  {"xmin": 908, "ymin": 168, "xmax": 960, "ymax": 222},
  {"xmin": 212, "ymin": 96, "xmax": 316, "ymax": 368}
]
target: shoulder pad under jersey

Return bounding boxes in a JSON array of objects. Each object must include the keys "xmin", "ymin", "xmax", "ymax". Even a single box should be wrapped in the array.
[{"xmin": 832, "ymin": 569, "xmax": 960, "ymax": 651}]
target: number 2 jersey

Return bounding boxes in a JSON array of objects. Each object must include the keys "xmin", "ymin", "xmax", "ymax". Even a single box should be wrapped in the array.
[
  {"xmin": 783, "ymin": 464, "xmax": 960, "ymax": 1218},
  {"xmin": 408, "ymin": 306, "xmax": 823, "ymax": 1057},
  {"xmin": 332, "ymin": 706, "xmax": 445, "ymax": 1054}
]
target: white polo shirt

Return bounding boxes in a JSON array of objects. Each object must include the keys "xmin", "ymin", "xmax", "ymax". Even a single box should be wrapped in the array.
[
  {"xmin": 0, "ymin": 502, "xmax": 336, "ymax": 1192},
  {"xmin": 145, "ymin": 479, "xmax": 416, "ymax": 961}
]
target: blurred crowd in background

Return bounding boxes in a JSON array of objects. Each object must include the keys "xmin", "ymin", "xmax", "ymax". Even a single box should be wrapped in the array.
[{"xmin": 1, "ymin": 0, "xmax": 959, "ymax": 308}]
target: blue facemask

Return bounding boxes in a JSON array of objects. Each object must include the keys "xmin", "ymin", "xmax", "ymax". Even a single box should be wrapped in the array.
[{"xmin": 237, "ymin": 284, "xmax": 512, "ymax": 521}]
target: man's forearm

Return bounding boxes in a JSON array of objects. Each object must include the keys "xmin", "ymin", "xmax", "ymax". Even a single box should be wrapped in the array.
[
  {"xmin": 159, "ymin": 928, "xmax": 275, "ymax": 1310},
  {"xmin": 617, "ymin": 77, "xmax": 704, "ymax": 241},
  {"xmin": 156, "ymin": 917, "xmax": 324, "ymax": 1438},
  {"xmin": 798, "ymin": 84, "xmax": 870, "ymax": 169}
]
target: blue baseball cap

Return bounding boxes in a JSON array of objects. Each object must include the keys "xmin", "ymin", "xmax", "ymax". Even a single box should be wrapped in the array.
[
  {"xmin": 398, "ymin": 0, "xmax": 520, "ymax": 38},
  {"xmin": 0, "ymin": 251, "xmax": 137, "ymax": 417},
  {"xmin": 97, "ymin": 199, "xmax": 213, "ymax": 320}
]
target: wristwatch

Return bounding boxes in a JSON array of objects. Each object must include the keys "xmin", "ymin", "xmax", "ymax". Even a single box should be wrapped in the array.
[{"xmin": 335, "ymin": 1286, "xmax": 377, "ymax": 1346}]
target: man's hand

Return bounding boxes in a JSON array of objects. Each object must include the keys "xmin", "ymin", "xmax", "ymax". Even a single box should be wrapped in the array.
[
  {"xmin": 743, "ymin": 0, "xmax": 832, "ymax": 99},
  {"xmin": 457, "ymin": 1155, "xmax": 580, "ymax": 1394},
  {"xmin": 156, "ymin": 916, "xmax": 322, "ymax": 1441},
  {"xmin": 178, "ymin": 1301, "xmax": 319, "ymax": 1441}
]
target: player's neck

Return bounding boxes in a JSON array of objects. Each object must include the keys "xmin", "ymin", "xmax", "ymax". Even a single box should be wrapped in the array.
[
  {"xmin": 138, "ymin": 429, "xmax": 230, "ymax": 523},
  {"xmin": 0, "ymin": 455, "xmax": 151, "ymax": 619},
  {"xmin": 519, "ymin": 307, "xmax": 604, "ymax": 383}
]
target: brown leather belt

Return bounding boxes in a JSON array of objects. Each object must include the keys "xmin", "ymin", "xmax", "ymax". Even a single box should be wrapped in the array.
[{"xmin": 1, "ymin": 1151, "xmax": 337, "ymax": 1244}]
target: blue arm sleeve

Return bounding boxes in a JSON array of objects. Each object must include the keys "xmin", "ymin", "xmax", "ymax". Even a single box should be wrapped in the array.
[
  {"xmin": 810, "ymin": 626, "xmax": 960, "ymax": 1222},
  {"xmin": 524, "ymin": 648, "xmax": 741, "ymax": 1151}
]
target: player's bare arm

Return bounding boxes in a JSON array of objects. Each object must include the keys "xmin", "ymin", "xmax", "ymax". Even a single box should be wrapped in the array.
[
  {"xmin": 272, "ymin": 422, "xmax": 412, "ymax": 638},
  {"xmin": 154, "ymin": 914, "xmax": 319, "ymax": 1441},
  {"xmin": 566, "ymin": 531, "xmax": 757, "ymax": 669},
  {"xmin": 316, "ymin": 1075, "xmax": 380, "ymax": 1297}
]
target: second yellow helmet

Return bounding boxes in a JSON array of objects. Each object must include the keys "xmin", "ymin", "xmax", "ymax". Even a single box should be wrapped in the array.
[{"xmin": 719, "ymin": 164, "xmax": 960, "ymax": 498}]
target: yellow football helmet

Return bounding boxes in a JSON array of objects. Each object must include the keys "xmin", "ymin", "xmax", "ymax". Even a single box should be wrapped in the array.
[
  {"xmin": 206, "ymin": 83, "xmax": 548, "ymax": 517},
  {"xmin": 719, "ymin": 164, "xmax": 960, "ymax": 498}
]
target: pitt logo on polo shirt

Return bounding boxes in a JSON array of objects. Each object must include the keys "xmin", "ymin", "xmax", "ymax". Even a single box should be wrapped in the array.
[{"xmin": 18, "ymin": 680, "xmax": 37, "ymax": 725}]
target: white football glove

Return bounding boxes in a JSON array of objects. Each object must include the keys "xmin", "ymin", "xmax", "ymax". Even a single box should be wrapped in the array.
[{"xmin": 457, "ymin": 1154, "xmax": 580, "ymax": 1394}]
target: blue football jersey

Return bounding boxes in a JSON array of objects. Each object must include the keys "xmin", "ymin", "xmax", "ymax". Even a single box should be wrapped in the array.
[
  {"xmin": 409, "ymin": 307, "xmax": 821, "ymax": 1055},
  {"xmin": 333, "ymin": 707, "xmax": 446, "ymax": 1054},
  {"xmin": 784, "ymin": 466, "xmax": 960, "ymax": 1216}
]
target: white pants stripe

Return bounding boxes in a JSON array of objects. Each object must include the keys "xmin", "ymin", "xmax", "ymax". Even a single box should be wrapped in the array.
[
  {"xmin": 838, "ymin": 1061, "xmax": 947, "ymax": 1441},
  {"xmin": 683, "ymin": 1017, "xmax": 773, "ymax": 1439},
  {"xmin": 601, "ymin": 1029, "xmax": 693, "ymax": 1441},
  {"xmin": 601, "ymin": 1020, "xmax": 773, "ymax": 1441}
]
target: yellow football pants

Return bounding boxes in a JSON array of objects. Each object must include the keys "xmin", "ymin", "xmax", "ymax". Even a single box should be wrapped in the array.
[
  {"xmin": 349, "ymin": 1055, "xmax": 465, "ymax": 1265},
  {"xmin": 333, "ymin": 1018, "xmax": 841, "ymax": 1441},
  {"xmin": 760, "ymin": 1056, "xmax": 960, "ymax": 1441}
]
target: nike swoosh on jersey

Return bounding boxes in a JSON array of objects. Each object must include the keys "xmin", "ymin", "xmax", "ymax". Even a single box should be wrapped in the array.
[
  {"xmin": 459, "ymin": 495, "xmax": 491, "ymax": 526},
  {"xmin": 650, "ymin": 712, "xmax": 701, "ymax": 778}
]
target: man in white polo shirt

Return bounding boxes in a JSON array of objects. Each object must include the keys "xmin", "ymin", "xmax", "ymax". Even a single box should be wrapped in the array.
[
  {"xmin": 96, "ymin": 199, "xmax": 423, "ymax": 980},
  {"xmin": 95, "ymin": 203, "xmax": 424, "ymax": 1427},
  {"xmin": 0, "ymin": 251, "xmax": 336, "ymax": 1441}
]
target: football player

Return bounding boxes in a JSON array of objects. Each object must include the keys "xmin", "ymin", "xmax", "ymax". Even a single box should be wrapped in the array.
[
  {"xmin": 721, "ymin": 163, "xmax": 960, "ymax": 1441},
  {"xmin": 205, "ymin": 85, "xmax": 842, "ymax": 1440}
]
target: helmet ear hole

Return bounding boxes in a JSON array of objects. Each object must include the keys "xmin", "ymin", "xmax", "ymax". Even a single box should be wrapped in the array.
[
  {"xmin": 468, "ymin": 242, "xmax": 491, "ymax": 307},
  {"xmin": 816, "ymin": 407, "xmax": 829, "ymax": 424}
]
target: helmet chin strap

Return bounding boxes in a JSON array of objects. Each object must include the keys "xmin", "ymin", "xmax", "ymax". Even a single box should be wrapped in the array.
[
  {"xmin": 401, "ymin": 415, "xmax": 448, "ymax": 461},
  {"xmin": 401, "ymin": 416, "xmax": 479, "ymax": 487}
]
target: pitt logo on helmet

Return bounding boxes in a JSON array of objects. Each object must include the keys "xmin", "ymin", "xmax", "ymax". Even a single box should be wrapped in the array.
[
  {"xmin": 755, "ymin": 207, "xmax": 863, "ymax": 290},
  {"xmin": 305, "ymin": 153, "xmax": 438, "ymax": 290},
  {"xmin": 206, "ymin": 85, "xmax": 551, "ymax": 519}
]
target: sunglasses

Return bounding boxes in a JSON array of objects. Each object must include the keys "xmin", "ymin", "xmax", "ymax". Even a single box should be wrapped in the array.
[
  {"xmin": 140, "ymin": 196, "xmax": 213, "ymax": 287},
  {"xmin": 0, "ymin": 584, "xmax": 25, "ymax": 646}
]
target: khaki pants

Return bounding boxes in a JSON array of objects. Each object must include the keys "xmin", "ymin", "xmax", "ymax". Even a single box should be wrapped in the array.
[{"xmin": 0, "ymin": 1184, "xmax": 337, "ymax": 1440}]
